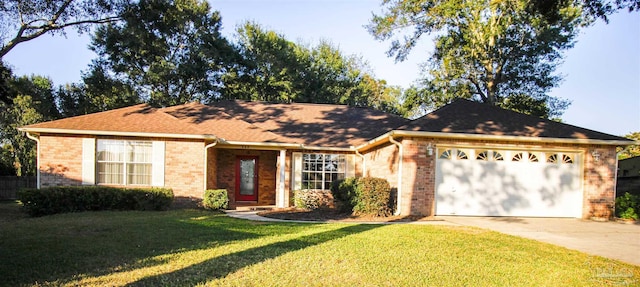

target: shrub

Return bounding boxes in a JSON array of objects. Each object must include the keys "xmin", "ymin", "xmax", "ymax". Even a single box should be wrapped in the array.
[
  {"xmin": 17, "ymin": 186, "xmax": 174, "ymax": 217},
  {"xmin": 330, "ymin": 177, "xmax": 358, "ymax": 211},
  {"xmin": 203, "ymin": 189, "xmax": 228, "ymax": 210},
  {"xmin": 293, "ymin": 190, "xmax": 333, "ymax": 210},
  {"xmin": 353, "ymin": 177, "xmax": 392, "ymax": 217},
  {"xmin": 616, "ymin": 192, "xmax": 640, "ymax": 220},
  {"xmin": 331, "ymin": 177, "xmax": 393, "ymax": 216}
]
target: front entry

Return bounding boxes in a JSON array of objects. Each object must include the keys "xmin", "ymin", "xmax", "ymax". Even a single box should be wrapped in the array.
[{"xmin": 235, "ymin": 156, "xmax": 259, "ymax": 201}]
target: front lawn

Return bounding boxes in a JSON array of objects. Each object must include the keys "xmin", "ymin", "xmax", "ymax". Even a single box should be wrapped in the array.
[{"xmin": 0, "ymin": 201, "xmax": 638, "ymax": 286}]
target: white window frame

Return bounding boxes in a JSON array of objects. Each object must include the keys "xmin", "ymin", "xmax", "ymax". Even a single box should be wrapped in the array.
[{"xmin": 96, "ymin": 140, "xmax": 153, "ymax": 186}]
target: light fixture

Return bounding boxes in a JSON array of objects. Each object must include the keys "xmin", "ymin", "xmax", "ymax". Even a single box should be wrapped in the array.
[
  {"xmin": 426, "ymin": 143, "xmax": 434, "ymax": 156},
  {"xmin": 591, "ymin": 150, "xmax": 601, "ymax": 162}
]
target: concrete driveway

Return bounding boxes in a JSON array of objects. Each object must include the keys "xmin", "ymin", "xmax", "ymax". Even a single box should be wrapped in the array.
[{"xmin": 439, "ymin": 216, "xmax": 640, "ymax": 266}]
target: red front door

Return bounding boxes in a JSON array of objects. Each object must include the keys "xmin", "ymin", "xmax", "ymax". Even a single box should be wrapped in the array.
[{"xmin": 235, "ymin": 156, "xmax": 258, "ymax": 201}]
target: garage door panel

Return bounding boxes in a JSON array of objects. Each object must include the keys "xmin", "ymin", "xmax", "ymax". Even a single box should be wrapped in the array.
[{"xmin": 436, "ymin": 148, "xmax": 582, "ymax": 218}]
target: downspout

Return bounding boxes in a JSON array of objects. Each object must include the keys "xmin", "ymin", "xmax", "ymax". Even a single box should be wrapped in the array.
[
  {"xmin": 203, "ymin": 138, "xmax": 219, "ymax": 191},
  {"xmin": 613, "ymin": 151, "xmax": 621, "ymax": 218},
  {"xmin": 388, "ymin": 136, "xmax": 403, "ymax": 216},
  {"xmin": 24, "ymin": 132, "xmax": 40, "ymax": 189},
  {"xmin": 354, "ymin": 149, "xmax": 366, "ymax": 176}
]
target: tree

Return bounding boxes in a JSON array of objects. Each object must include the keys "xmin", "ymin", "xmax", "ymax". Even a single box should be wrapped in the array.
[
  {"xmin": 0, "ymin": 0, "xmax": 128, "ymax": 58},
  {"xmin": 89, "ymin": 0, "xmax": 236, "ymax": 107},
  {"xmin": 527, "ymin": 0, "xmax": 639, "ymax": 23},
  {"xmin": 0, "ymin": 74, "xmax": 59, "ymax": 176},
  {"xmin": 57, "ymin": 64, "xmax": 139, "ymax": 117},
  {"xmin": 618, "ymin": 132, "xmax": 640, "ymax": 160},
  {"xmin": 368, "ymin": 0, "xmax": 582, "ymax": 118},
  {"xmin": 223, "ymin": 22, "xmax": 402, "ymax": 114}
]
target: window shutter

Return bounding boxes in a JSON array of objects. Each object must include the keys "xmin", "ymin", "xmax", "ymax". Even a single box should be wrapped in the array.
[
  {"xmin": 346, "ymin": 154, "xmax": 356, "ymax": 178},
  {"xmin": 292, "ymin": 152, "xmax": 302, "ymax": 190},
  {"xmin": 81, "ymin": 138, "xmax": 95, "ymax": 185},
  {"xmin": 151, "ymin": 141, "xmax": 165, "ymax": 187}
]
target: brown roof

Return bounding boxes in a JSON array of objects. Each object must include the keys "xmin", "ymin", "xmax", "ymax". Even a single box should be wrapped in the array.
[
  {"xmin": 22, "ymin": 99, "xmax": 630, "ymax": 147},
  {"xmin": 401, "ymin": 99, "xmax": 630, "ymax": 141},
  {"xmin": 212, "ymin": 100, "xmax": 410, "ymax": 147},
  {"xmin": 21, "ymin": 101, "xmax": 409, "ymax": 147}
]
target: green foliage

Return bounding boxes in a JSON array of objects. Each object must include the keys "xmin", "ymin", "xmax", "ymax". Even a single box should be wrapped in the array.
[
  {"xmin": 527, "ymin": 0, "xmax": 639, "ymax": 23},
  {"xmin": 17, "ymin": 186, "xmax": 174, "ymax": 217},
  {"xmin": 330, "ymin": 177, "xmax": 359, "ymax": 211},
  {"xmin": 0, "ymin": 73, "xmax": 60, "ymax": 176},
  {"xmin": 368, "ymin": 0, "xmax": 581, "ymax": 118},
  {"xmin": 615, "ymin": 192, "xmax": 640, "ymax": 220},
  {"xmin": 89, "ymin": 0, "xmax": 237, "ymax": 107},
  {"xmin": 331, "ymin": 177, "xmax": 392, "ymax": 216},
  {"xmin": 203, "ymin": 189, "xmax": 228, "ymax": 210},
  {"xmin": 617, "ymin": 132, "xmax": 640, "ymax": 160},
  {"xmin": 222, "ymin": 22, "xmax": 402, "ymax": 115},
  {"xmin": 352, "ymin": 177, "xmax": 392, "ymax": 216},
  {"xmin": 293, "ymin": 190, "xmax": 332, "ymax": 210}
]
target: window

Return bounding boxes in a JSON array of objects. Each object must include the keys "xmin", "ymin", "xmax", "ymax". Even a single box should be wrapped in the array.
[
  {"xmin": 301, "ymin": 153, "xmax": 346, "ymax": 190},
  {"xmin": 96, "ymin": 140, "xmax": 152, "ymax": 185}
]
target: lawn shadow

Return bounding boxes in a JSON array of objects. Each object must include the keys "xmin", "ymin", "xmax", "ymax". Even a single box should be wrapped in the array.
[
  {"xmin": 126, "ymin": 224, "xmax": 380, "ymax": 286},
  {"xmin": 0, "ymin": 209, "xmax": 315, "ymax": 287}
]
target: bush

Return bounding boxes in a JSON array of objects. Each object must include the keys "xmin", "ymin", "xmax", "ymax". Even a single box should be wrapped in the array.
[
  {"xmin": 331, "ymin": 177, "xmax": 393, "ymax": 216},
  {"xmin": 203, "ymin": 189, "xmax": 228, "ymax": 210},
  {"xmin": 616, "ymin": 192, "xmax": 640, "ymax": 220},
  {"xmin": 293, "ymin": 190, "xmax": 333, "ymax": 210},
  {"xmin": 353, "ymin": 177, "xmax": 392, "ymax": 216},
  {"xmin": 330, "ymin": 177, "xmax": 358, "ymax": 211},
  {"xmin": 17, "ymin": 186, "xmax": 174, "ymax": 217}
]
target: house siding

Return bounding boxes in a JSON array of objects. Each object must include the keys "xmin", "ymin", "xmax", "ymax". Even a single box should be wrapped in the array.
[
  {"xmin": 39, "ymin": 134, "xmax": 85, "ymax": 187},
  {"xmin": 164, "ymin": 139, "xmax": 205, "ymax": 199}
]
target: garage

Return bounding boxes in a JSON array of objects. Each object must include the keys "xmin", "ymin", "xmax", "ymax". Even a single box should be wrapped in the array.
[{"xmin": 435, "ymin": 147, "xmax": 583, "ymax": 217}]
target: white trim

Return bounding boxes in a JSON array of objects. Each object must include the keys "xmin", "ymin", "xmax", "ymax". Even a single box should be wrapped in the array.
[
  {"xmin": 18, "ymin": 127, "xmax": 217, "ymax": 140},
  {"xmin": 151, "ymin": 141, "xmax": 165, "ymax": 187},
  {"xmin": 388, "ymin": 136, "xmax": 403, "ymax": 216},
  {"xmin": 277, "ymin": 149, "xmax": 287, "ymax": 208},
  {"xmin": 81, "ymin": 138, "xmax": 96, "ymax": 185},
  {"xmin": 291, "ymin": 152, "xmax": 303, "ymax": 191},
  {"xmin": 356, "ymin": 130, "xmax": 634, "ymax": 151},
  {"xmin": 24, "ymin": 132, "xmax": 41, "ymax": 189}
]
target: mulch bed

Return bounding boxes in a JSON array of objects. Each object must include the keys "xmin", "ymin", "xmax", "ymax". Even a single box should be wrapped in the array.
[{"xmin": 258, "ymin": 207, "xmax": 441, "ymax": 222}]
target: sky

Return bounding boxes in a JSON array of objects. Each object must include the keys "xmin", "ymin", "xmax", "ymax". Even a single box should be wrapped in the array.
[{"xmin": 3, "ymin": 0, "xmax": 639, "ymax": 137}]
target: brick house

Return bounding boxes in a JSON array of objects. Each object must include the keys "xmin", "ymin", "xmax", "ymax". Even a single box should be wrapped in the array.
[{"xmin": 19, "ymin": 99, "xmax": 633, "ymax": 219}]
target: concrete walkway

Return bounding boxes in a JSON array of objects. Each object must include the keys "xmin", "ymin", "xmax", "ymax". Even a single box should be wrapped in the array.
[
  {"xmin": 439, "ymin": 216, "xmax": 640, "ymax": 266},
  {"xmin": 223, "ymin": 210, "xmax": 456, "ymax": 225},
  {"xmin": 225, "ymin": 210, "xmax": 640, "ymax": 266}
]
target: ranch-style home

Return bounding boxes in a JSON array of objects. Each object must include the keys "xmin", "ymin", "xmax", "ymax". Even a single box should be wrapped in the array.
[{"xmin": 19, "ymin": 99, "xmax": 633, "ymax": 219}]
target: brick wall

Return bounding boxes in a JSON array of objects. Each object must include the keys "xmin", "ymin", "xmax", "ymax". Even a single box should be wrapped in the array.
[
  {"xmin": 164, "ymin": 139, "xmax": 205, "ymax": 199},
  {"xmin": 583, "ymin": 146, "xmax": 617, "ymax": 219},
  {"xmin": 39, "ymin": 134, "xmax": 84, "ymax": 187},
  {"xmin": 214, "ymin": 149, "xmax": 277, "ymax": 207}
]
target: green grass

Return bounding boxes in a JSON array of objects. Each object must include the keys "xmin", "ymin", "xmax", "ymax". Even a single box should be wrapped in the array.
[{"xmin": 0, "ymin": 201, "xmax": 638, "ymax": 286}]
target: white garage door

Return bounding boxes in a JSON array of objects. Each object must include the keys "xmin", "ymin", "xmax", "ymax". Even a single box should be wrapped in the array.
[{"xmin": 435, "ymin": 148, "xmax": 583, "ymax": 218}]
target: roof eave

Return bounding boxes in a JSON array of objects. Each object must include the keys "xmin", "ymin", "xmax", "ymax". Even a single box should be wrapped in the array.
[
  {"xmin": 355, "ymin": 130, "xmax": 634, "ymax": 151},
  {"xmin": 18, "ymin": 127, "xmax": 218, "ymax": 140}
]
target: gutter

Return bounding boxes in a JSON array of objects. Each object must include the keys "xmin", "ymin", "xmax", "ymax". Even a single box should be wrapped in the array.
[
  {"xmin": 24, "ymin": 132, "xmax": 40, "ymax": 189},
  {"xmin": 388, "ymin": 136, "xmax": 403, "ymax": 216},
  {"xmin": 203, "ymin": 138, "xmax": 219, "ymax": 191},
  {"xmin": 354, "ymin": 149, "xmax": 366, "ymax": 176},
  {"xmin": 355, "ymin": 130, "xmax": 634, "ymax": 152}
]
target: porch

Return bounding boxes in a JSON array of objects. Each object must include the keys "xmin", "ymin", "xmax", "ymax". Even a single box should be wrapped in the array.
[{"xmin": 205, "ymin": 147, "xmax": 290, "ymax": 209}]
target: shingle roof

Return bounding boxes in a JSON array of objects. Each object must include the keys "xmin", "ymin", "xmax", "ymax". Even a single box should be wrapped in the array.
[
  {"xmin": 213, "ymin": 100, "xmax": 410, "ymax": 147},
  {"xmin": 21, "ymin": 101, "xmax": 409, "ymax": 147},
  {"xmin": 22, "ymin": 99, "xmax": 630, "ymax": 147},
  {"xmin": 401, "ymin": 99, "xmax": 629, "ymax": 141}
]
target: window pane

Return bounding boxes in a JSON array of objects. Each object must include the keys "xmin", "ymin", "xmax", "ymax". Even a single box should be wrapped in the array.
[
  {"xmin": 301, "ymin": 153, "xmax": 346, "ymax": 190},
  {"xmin": 97, "ymin": 140, "xmax": 124, "ymax": 161},
  {"xmin": 127, "ymin": 141, "xmax": 152, "ymax": 163},
  {"xmin": 127, "ymin": 163, "xmax": 151, "ymax": 185},
  {"xmin": 97, "ymin": 162, "xmax": 124, "ymax": 184}
]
